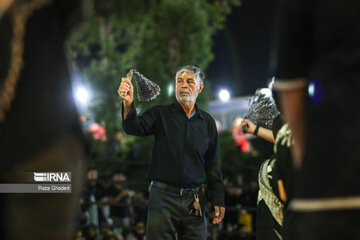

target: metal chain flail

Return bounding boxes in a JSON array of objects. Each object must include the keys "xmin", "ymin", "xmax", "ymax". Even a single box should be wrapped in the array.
[{"xmin": 0, "ymin": 0, "xmax": 52, "ymax": 123}]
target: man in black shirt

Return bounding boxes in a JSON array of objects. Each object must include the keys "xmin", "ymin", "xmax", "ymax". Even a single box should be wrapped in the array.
[
  {"xmin": 273, "ymin": 0, "xmax": 360, "ymax": 239},
  {"xmin": 118, "ymin": 65, "xmax": 225, "ymax": 240}
]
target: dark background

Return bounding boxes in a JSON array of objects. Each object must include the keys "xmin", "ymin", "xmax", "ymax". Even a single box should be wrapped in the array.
[{"xmin": 208, "ymin": 0, "xmax": 278, "ymax": 98}]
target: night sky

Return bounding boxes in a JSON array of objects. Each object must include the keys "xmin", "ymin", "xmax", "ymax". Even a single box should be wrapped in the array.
[{"xmin": 207, "ymin": 0, "xmax": 278, "ymax": 99}]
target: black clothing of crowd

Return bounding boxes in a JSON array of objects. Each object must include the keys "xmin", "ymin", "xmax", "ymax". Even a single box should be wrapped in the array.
[{"xmin": 79, "ymin": 171, "xmax": 148, "ymax": 239}]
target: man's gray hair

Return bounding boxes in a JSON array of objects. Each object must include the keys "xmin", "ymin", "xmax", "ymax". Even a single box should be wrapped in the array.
[{"xmin": 175, "ymin": 65, "xmax": 205, "ymax": 84}]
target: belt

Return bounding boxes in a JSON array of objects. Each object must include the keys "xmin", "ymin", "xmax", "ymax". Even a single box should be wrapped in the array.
[{"xmin": 150, "ymin": 181, "xmax": 200, "ymax": 196}]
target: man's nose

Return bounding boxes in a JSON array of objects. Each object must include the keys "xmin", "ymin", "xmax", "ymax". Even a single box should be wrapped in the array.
[{"xmin": 181, "ymin": 82, "xmax": 189, "ymax": 88}]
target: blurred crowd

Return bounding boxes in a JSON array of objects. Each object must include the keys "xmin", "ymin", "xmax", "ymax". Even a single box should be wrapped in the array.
[
  {"xmin": 75, "ymin": 169, "xmax": 259, "ymax": 240},
  {"xmin": 75, "ymin": 169, "xmax": 148, "ymax": 240}
]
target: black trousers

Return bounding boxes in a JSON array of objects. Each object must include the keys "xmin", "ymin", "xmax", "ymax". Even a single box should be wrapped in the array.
[{"xmin": 146, "ymin": 183, "xmax": 207, "ymax": 240}]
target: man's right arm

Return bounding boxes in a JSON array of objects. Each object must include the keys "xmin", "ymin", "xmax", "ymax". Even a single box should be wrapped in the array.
[{"xmin": 118, "ymin": 76, "xmax": 156, "ymax": 136}]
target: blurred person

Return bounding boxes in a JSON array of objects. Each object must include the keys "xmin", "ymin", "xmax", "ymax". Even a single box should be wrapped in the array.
[
  {"xmin": 99, "ymin": 222, "xmax": 112, "ymax": 236},
  {"xmin": 98, "ymin": 173, "xmax": 114, "ymax": 225},
  {"xmin": 240, "ymin": 114, "xmax": 285, "ymax": 240},
  {"xmin": 241, "ymin": 90, "xmax": 297, "ymax": 239},
  {"xmin": 78, "ymin": 197, "xmax": 91, "ymax": 229},
  {"xmin": 224, "ymin": 181, "xmax": 246, "ymax": 228},
  {"xmin": 99, "ymin": 222, "xmax": 124, "ymax": 240},
  {"xmin": 108, "ymin": 172, "xmax": 131, "ymax": 230},
  {"xmin": 0, "ymin": 0, "xmax": 85, "ymax": 239},
  {"xmin": 272, "ymin": 121, "xmax": 296, "ymax": 240},
  {"xmin": 83, "ymin": 224, "xmax": 98, "ymax": 240},
  {"xmin": 273, "ymin": 0, "xmax": 360, "ymax": 239},
  {"xmin": 131, "ymin": 191, "xmax": 148, "ymax": 224},
  {"xmin": 75, "ymin": 229, "xmax": 87, "ymax": 240},
  {"xmin": 125, "ymin": 221, "xmax": 146, "ymax": 240},
  {"xmin": 82, "ymin": 169, "xmax": 102, "ymax": 228},
  {"xmin": 81, "ymin": 169, "xmax": 113, "ymax": 230},
  {"xmin": 118, "ymin": 65, "xmax": 225, "ymax": 240}
]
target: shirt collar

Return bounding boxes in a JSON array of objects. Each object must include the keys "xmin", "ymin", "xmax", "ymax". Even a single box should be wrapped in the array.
[{"xmin": 171, "ymin": 101, "xmax": 203, "ymax": 119}]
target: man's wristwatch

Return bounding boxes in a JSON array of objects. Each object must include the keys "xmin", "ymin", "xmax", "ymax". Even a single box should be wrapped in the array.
[{"xmin": 254, "ymin": 125, "xmax": 260, "ymax": 136}]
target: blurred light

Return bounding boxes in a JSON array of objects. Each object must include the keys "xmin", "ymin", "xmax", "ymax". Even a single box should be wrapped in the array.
[
  {"xmin": 218, "ymin": 89, "xmax": 230, "ymax": 102},
  {"xmin": 80, "ymin": 115, "xmax": 87, "ymax": 122},
  {"xmin": 88, "ymin": 123, "xmax": 106, "ymax": 142},
  {"xmin": 167, "ymin": 84, "xmax": 174, "ymax": 96},
  {"xmin": 75, "ymin": 87, "xmax": 89, "ymax": 105},
  {"xmin": 308, "ymin": 79, "xmax": 323, "ymax": 104},
  {"xmin": 308, "ymin": 82, "xmax": 315, "ymax": 97}
]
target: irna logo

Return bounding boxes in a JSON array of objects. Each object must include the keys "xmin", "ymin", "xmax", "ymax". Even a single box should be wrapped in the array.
[{"xmin": 34, "ymin": 172, "xmax": 71, "ymax": 182}]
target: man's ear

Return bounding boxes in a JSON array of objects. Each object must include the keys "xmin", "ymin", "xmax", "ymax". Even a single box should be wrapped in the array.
[{"xmin": 198, "ymin": 83, "xmax": 204, "ymax": 94}]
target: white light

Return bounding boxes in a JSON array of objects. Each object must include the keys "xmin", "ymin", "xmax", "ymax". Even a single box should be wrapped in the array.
[
  {"xmin": 308, "ymin": 83, "xmax": 315, "ymax": 97},
  {"xmin": 167, "ymin": 84, "xmax": 174, "ymax": 96},
  {"xmin": 219, "ymin": 89, "xmax": 230, "ymax": 102},
  {"xmin": 75, "ymin": 87, "xmax": 89, "ymax": 104}
]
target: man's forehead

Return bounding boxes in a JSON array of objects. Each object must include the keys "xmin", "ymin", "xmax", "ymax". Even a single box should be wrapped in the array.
[{"xmin": 178, "ymin": 71, "xmax": 196, "ymax": 79}]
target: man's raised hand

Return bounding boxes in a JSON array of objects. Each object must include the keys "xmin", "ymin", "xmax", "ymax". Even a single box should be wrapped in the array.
[{"xmin": 117, "ymin": 76, "xmax": 134, "ymax": 107}]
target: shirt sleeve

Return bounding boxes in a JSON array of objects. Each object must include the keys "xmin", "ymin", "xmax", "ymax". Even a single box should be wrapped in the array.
[
  {"xmin": 274, "ymin": 0, "xmax": 312, "ymax": 90},
  {"xmin": 122, "ymin": 102, "xmax": 156, "ymax": 136},
  {"xmin": 205, "ymin": 118, "xmax": 225, "ymax": 207}
]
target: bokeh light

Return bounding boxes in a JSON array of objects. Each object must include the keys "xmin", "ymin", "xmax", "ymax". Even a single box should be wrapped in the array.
[
  {"xmin": 75, "ymin": 87, "xmax": 89, "ymax": 105},
  {"xmin": 218, "ymin": 89, "xmax": 230, "ymax": 102}
]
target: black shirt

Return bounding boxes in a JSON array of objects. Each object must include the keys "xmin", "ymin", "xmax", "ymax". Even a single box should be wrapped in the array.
[
  {"xmin": 274, "ymin": 0, "xmax": 360, "ymax": 198},
  {"xmin": 272, "ymin": 115, "xmax": 284, "ymax": 139},
  {"xmin": 122, "ymin": 102, "xmax": 225, "ymax": 206}
]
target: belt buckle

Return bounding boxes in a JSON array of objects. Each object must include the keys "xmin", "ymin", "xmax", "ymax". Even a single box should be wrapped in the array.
[{"xmin": 180, "ymin": 188, "xmax": 191, "ymax": 196}]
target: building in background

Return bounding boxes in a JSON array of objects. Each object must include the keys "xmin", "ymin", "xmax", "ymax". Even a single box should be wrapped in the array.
[{"xmin": 209, "ymin": 95, "xmax": 252, "ymax": 131}]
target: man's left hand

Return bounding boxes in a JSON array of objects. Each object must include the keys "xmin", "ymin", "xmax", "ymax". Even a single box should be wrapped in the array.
[{"xmin": 212, "ymin": 206, "xmax": 225, "ymax": 224}]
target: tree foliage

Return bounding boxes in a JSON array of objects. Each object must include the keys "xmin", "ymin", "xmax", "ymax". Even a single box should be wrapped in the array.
[{"xmin": 68, "ymin": 0, "xmax": 241, "ymax": 160}]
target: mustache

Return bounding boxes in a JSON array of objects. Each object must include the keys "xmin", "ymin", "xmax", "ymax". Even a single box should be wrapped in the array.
[{"xmin": 179, "ymin": 89, "xmax": 191, "ymax": 94}]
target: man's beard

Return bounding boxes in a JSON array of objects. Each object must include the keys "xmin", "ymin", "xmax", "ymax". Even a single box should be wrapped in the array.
[{"xmin": 177, "ymin": 89, "xmax": 195, "ymax": 103}]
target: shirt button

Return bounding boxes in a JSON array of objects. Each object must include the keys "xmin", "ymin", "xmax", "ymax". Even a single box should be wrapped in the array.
[{"xmin": 187, "ymin": 132, "xmax": 190, "ymax": 136}]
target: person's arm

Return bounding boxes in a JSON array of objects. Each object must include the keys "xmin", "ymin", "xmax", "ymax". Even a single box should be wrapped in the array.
[
  {"xmin": 240, "ymin": 118, "xmax": 275, "ymax": 143},
  {"xmin": 205, "ymin": 119, "xmax": 225, "ymax": 224},
  {"xmin": 272, "ymin": 0, "xmax": 311, "ymax": 167},
  {"xmin": 117, "ymin": 76, "xmax": 156, "ymax": 136},
  {"xmin": 276, "ymin": 85, "xmax": 306, "ymax": 168}
]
